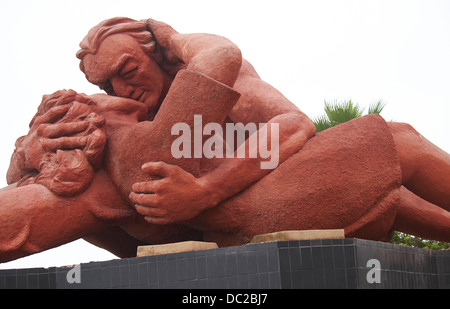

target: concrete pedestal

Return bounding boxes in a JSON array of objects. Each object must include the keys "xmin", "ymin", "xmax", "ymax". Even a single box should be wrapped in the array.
[{"xmin": 0, "ymin": 238, "xmax": 448, "ymax": 289}]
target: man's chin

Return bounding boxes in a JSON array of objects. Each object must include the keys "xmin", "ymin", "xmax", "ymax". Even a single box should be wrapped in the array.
[
  {"xmin": 143, "ymin": 95, "xmax": 159, "ymax": 109},
  {"xmin": 144, "ymin": 98, "xmax": 162, "ymax": 120}
]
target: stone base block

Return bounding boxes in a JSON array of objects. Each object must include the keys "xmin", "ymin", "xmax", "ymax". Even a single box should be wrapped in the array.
[
  {"xmin": 137, "ymin": 241, "xmax": 218, "ymax": 257},
  {"xmin": 251, "ymin": 229, "xmax": 345, "ymax": 243}
]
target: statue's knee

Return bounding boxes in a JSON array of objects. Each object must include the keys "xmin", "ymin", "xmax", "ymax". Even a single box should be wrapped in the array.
[
  {"xmin": 273, "ymin": 112, "xmax": 315, "ymax": 139},
  {"xmin": 388, "ymin": 122, "xmax": 426, "ymax": 150},
  {"xmin": 388, "ymin": 122, "xmax": 418, "ymax": 137},
  {"xmin": 388, "ymin": 122, "xmax": 423, "ymax": 183}
]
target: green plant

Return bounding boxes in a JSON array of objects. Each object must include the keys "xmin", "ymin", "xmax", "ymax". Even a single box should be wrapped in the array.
[
  {"xmin": 390, "ymin": 231, "xmax": 450, "ymax": 250},
  {"xmin": 312, "ymin": 99, "xmax": 385, "ymax": 132}
]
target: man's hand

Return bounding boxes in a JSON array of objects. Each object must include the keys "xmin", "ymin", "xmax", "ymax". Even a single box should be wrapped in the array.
[
  {"xmin": 129, "ymin": 161, "xmax": 218, "ymax": 224},
  {"xmin": 147, "ymin": 19, "xmax": 242, "ymax": 87}
]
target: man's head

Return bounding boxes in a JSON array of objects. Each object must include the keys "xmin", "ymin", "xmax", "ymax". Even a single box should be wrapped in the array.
[{"xmin": 76, "ymin": 17, "xmax": 172, "ymax": 111}]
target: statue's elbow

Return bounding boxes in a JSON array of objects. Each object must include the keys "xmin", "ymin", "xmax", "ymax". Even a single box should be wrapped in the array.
[{"xmin": 214, "ymin": 43, "xmax": 242, "ymax": 88}]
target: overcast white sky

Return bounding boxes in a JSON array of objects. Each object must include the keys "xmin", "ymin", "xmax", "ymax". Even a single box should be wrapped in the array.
[{"xmin": 0, "ymin": 0, "xmax": 449, "ymax": 269}]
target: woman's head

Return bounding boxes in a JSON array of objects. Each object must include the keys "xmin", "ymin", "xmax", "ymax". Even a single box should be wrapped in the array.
[
  {"xmin": 76, "ymin": 17, "xmax": 180, "ymax": 111},
  {"xmin": 15, "ymin": 90, "xmax": 107, "ymax": 197}
]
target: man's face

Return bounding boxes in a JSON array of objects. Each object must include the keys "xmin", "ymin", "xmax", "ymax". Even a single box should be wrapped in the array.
[{"xmin": 82, "ymin": 34, "xmax": 167, "ymax": 110}]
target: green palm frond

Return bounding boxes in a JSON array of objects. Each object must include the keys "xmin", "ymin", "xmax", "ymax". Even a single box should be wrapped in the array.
[
  {"xmin": 312, "ymin": 99, "xmax": 386, "ymax": 132},
  {"xmin": 368, "ymin": 100, "xmax": 386, "ymax": 114},
  {"xmin": 312, "ymin": 115, "xmax": 334, "ymax": 132},
  {"xmin": 324, "ymin": 99, "xmax": 364, "ymax": 124}
]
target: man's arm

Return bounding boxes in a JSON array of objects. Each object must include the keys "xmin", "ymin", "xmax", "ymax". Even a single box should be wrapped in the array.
[
  {"xmin": 203, "ymin": 112, "xmax": 315, "ymax": 206},
  {"xmin": 131, "ymin": 21, "xmax": 315, "ymax": 224},
  {"xmin": 203, "ymin": 60, "xmax": 316, "ymax": 203},
  {"xmin": 130, "ymin": 72, "xmax": 315, "ymax": 224},
  {"xmin": 147, "ymin": 19, "xmax": 242, "ymax": 88},
  {"xmin": 131, "ymin": 110, "xmax": 315, "ymax": 225}
]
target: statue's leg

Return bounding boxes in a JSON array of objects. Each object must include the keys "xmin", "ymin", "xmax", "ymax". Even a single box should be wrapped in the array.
[
  {"xmin": 388, "ymin": 122, "xmax": 450, "ymax": 211},
  {"xmin": 83, "ymin": 227, "xmax": 148, "ymax": 258},
  {"xmin": 392, "ymin": 186, "xmax": 450, "ymax": 242},
  {"xmin": 0, "ymin": 171, "xmax": 135, "ymax": 263}
]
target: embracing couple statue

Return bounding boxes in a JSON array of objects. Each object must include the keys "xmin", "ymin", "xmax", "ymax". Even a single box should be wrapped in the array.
[{"xmin": 1, "ymin": 17, "xmax": 449, "ymax": 262}]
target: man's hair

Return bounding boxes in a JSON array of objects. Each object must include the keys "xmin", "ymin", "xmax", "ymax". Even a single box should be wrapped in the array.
[{"xmin": 76, "ymin": 17, "xmax": 162, "ymax": 74}]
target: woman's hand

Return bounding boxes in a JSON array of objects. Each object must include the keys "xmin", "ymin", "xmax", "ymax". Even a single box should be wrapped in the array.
[
  {"xmin": 13, "ymin": 92, "xmax": 107, "ymax": 173},
  {"xmin": 129, "ymin": 161, "xmax": 219, "ymax": 224}
]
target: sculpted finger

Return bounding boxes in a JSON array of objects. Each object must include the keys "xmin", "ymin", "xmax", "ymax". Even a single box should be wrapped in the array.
[
  {"xmin": 134, "ymin": 204, "xmax": 166, "ymax": 217},
  {"xmin": 141, "ymin": 161, "xmax": 176, "ymax": 178},
  {"xmin": 40, "ymin": 136, "xmax": 87, "ymax": 152},
  {"xmin": 84, "ymin": 128, "xmax": 107, "ymax": 168},
  {"xmin": 86, "ymin": 112, "xmax": 105, "ymax": 128},
  {"xmin": 143, "ymin": 216, "xmax": 171, "ymax": 225},
  {"xmin": 146, "ymin": 19, "xmax": 178, "ymax": 48},
  {"xmin": 37, "ymin": 121, "xmax": 90, "ymax": 138},
  {"xmin": 132, "ymin": 181, "xmax": 162, "ymax": 194},
  {"xmin": 129, "ymin": 192, "xmax": 159, "ymax": 207},
  {"xmin": 33, "ymin": 105, "xmax": 71, "ymax": 126}
]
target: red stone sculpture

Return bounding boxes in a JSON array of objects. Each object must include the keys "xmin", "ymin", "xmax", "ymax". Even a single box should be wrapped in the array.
[{"xmin": 0, "ymin": 17, "xmax": 449, "ymax": 262}]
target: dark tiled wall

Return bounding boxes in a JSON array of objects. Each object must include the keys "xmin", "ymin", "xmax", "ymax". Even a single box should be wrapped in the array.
[
  {"xmin": 277, "ymin": 238, "xmax": 358, "ymax": 288},
  {"xmin": 0, "ymin": 239, "xmax": 448, "ymax": 289},
  {"xmin": 276, "ymin": 238, "xmax": 449, "ymax": 289}
]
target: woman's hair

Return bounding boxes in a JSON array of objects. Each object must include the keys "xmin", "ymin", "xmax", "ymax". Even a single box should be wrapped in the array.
[
  {"xmin": 76, "ymin": 17, "xmax": 183, "ymax": 78},
  {"xmin": 14, "ymin": 90, "xmax": 107, "ymax": 197}
]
